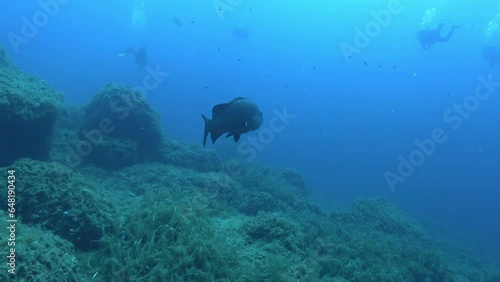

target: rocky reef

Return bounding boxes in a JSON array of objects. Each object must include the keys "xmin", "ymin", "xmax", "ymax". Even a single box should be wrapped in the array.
[
  {"xmin": 11, "ymin": 158, "xmax": 113, "ymax": 251},
  {"xmin": 1, "ymin": 48, "xmax": 499, "ymax": 282},
  {"xmin": 0, "ymin": 46, "xmax": 62, "ymax": 166},
  {"xmin": 78, "ymin": 83, "xmax": 163, "ymax": 168}
]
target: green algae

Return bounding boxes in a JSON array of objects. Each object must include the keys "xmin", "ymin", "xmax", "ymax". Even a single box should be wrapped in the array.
[
  {"xmin": 0, "ymin": 46, "xmax": 498, "ymax": 281},
  {"xmin": 0, "ymin": 47, "xmax": 62, "ymax": 166},
  {"xmin": 0, "ymin": 211, "xmax": 80, "ymax": 282},
  {"xmin": 2, "ymin": 158, "xmax": 113, "ymax": 251},
  {"xmin": 2, "ymin": 156, "xmax": 499, "ymax": 281}
]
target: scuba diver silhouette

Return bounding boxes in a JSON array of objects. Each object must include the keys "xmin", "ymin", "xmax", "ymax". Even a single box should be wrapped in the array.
[
  {"xmin": 118, "ymin": 45, "xmax": 147, "ymax": 69},
  {"xmin": 417, "ymin": 23, "xmax": 461, "ymax": 50}
]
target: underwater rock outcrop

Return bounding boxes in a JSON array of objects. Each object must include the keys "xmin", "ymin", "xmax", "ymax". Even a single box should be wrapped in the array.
[
  {"xmin": 0, "ymin": 211, "xmax": 80, "ymax": 281},
  {"xmin": 0, "ymin": 44, "xmax": 497, "ymax": 281},
  {"xmin": 2, "ymin": 158, "xmax": 114, "ymax": 251},
  {"xmin": 229, "ymin": 162, "xmax": 321, "ymax": 216},
  {"xmin": 243, "ymin": 211, "xmax": 307, "ymax": 253},
  {"xmin": 159, "ymin": 138, "xmax": 223, "ymax": 172},
  {"xmin": 0, "ymin": 46, "xmax": 12, "ymax": 67},
  {"xmin": 277, "ymin": 168, "xmax": 308, "ymax": 196},
  {"xmin": 0, "ymin": 46, "xmax": 62, "ymax": 166},
  {"xmin": 1, "ymin": 156, "xmax": 497, "ymax": 281},
  {"xmin": 79, "ymin": 83, "xmax": 162, "ymax": 168}
]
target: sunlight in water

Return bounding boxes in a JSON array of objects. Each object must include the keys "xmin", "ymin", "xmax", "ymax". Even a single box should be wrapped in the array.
[
  {"xmin": 485, "ymin": 5, "xmax": 500, "ymax": 43},
  {"xmin": 132, "ymin": 0, "xmax": 147, "ymax": 31},
  {"xmin": 421, "ymin": 7, "xmax": 436, "ymax": 28}
]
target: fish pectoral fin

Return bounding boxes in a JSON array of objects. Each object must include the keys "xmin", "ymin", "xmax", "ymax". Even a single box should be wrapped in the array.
[
  {"xmin": 233, "ymin": 133, "xmax": 242, "ymax": 142},
  {"xmin": 210, "ymin": 128, "xmax": 226, "ymax": 144}
]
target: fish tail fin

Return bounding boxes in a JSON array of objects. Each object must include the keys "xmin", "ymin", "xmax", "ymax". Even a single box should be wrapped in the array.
[{"xmin": 202, "ymin": 114, "xmax": 210, "ymax": 148}]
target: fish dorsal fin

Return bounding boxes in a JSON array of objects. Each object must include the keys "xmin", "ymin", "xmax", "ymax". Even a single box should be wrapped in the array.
[
  {"xmin": 229, "ymin": 97, "xmax": 245, "ymax": 103},
  {"xmin": 212, "ymin": 97, "xmax": 247, "ymax": 117},
  {"xmin": 212, "ymin": 103, "xmax": 230, "ymax": 118}
]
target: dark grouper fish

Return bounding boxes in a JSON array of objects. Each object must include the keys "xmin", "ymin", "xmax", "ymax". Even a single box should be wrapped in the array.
[{"xmin": 202, "ymin": 97, "xmax": 263, "ymax": 148}]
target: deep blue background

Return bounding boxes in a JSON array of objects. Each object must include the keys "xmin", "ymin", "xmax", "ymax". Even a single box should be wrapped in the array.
[{"xmin": 1, "ymin": 0, "xmax": 499, "ymax": 256}]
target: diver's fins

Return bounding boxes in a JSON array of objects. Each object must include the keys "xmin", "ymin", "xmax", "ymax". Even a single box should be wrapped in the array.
[{"xmin": 117, "ymin": 47, "xmax": 133, "ymax": 57}]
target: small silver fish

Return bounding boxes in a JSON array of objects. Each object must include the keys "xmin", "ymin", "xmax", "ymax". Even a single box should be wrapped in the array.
[{"xmin": 64, "ymin": 209, "xmax": 82, "ymax": 217}]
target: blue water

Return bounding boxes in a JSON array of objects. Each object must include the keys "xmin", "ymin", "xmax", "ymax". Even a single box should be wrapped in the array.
[{"xmin": 2, "ymin": 0, "xmax": 499, "ymax": 256}]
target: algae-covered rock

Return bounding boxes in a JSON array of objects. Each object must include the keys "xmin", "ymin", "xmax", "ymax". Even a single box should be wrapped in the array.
[
  {"xmin": 1, "ymin": 158, "xmax": 113, "ymax": 251},
  {"xmin": 48, "ymin": 104, "xmax": 84, "ymax": 164},
  {"xmin": 0, "ymin": 46, "xmax": 12, "ymax": 68},
  {"xmin": 84, "ymin": 191, "xmax": 239, "ymax": 281},
  {"xmin": 159, "ymin": 138, "xmax": 222, "ymax": 172},
  {"xmin": 230, "ymin": 161, "xmax": 317, "ymax": 215},
  {"xmin": 107, "ymin": 163, "xmax": 238, "ymax": 205},
  {"xmin": 0, "ymin": 46, "xmax": 62, "ymax": 166},
  {"xmin": 349, "ymin": 197, "xmax": 426, "ymax": 238},
  {"xmin": 86, "ymin": 137, "xmax": 140, "ymax": 169},
  {"xmin": 277, "ymin": 168, "xmax": 308, "ymax": 196},
  {"xmin": 185, "ymin": 170, "xmax": 240, "ymax": 204},
  {"xmin": 243, "ymin": 212, "xmax": 302, "ymax": 252},
  {"xmin": 0, "ymin": 211, "xmax": 81, "ymax": 281},
  {"xmin": 79, "ymin": 83, "xmax": 162, "ymax": 168},
  {"xmin": 319, "ymin": 198, "xmax": 456, "ymax": 281},
  {"xmin": 238, "ymin": 191, "xmax": 280, "ymax": 215}
]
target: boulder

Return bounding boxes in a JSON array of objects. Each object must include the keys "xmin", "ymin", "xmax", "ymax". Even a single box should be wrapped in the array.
[
  {"xmin": 79, "ymin": 83, "xmax": 162, "ymax": 168},
  {"xmin": 0, "ymin": 46, "xmax": 62, "ymax": 166}
]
